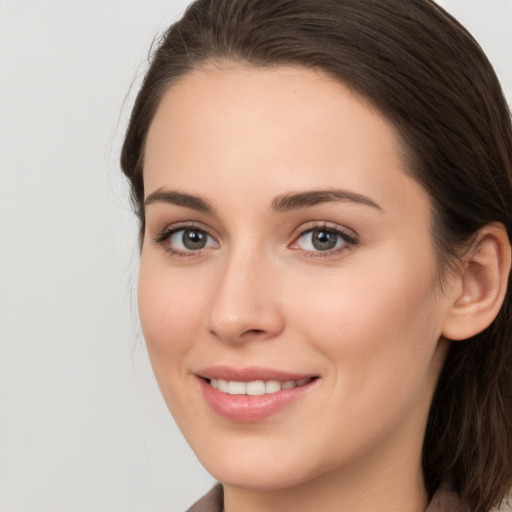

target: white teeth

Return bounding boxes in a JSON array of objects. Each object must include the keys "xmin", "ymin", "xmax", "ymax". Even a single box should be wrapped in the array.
[
  {"xmin": 218, "ymin": 379, "xmax": 229, "ymax": 393},
  {"xmin": 228, "ymin": 381, "xmax": 246, "ymax": 395},
  {"xmin": 246, "ymin": 380, "xmax": 266, "ymax": 396},
  {"xmin": 209, "ymin": 377, "xmax": 312, "ymax": 395},
  {"xmin": 265, "ymin": 380, "xmax": 281, "ymax": 394}
]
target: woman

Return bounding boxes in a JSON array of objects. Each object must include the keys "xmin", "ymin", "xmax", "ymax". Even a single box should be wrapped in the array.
[{"xmin": 120, "ymin": 1, "xmax": 512, "ymax": 511}]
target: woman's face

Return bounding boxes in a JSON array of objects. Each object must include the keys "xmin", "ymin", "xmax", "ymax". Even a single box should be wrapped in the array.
[{"xmin": 139, "ymin": 66, "xmax": 454, "ymax": 492}]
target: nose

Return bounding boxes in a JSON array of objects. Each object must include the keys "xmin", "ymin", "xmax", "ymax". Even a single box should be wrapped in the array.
[{"xmin": 205, "ymin": 248, "xmax": 285, "ymax": 344}]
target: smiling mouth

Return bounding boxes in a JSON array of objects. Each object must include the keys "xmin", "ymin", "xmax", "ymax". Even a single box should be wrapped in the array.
[
  {"xmin": 198, "ymin": 373, "xmax": 319, "ymax": 422},
  {"xmin": 206, "ymin": 377, "xmax": 315, "ymax": 396}
]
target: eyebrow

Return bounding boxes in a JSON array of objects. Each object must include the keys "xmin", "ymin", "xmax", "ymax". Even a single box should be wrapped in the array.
[
  {"xmin": 144, "ymin": 189, "xmax": 215, "ymax": 214},
  {"xmin": 271, "ymin": 189, "xmax": 383, "ymax": 212},
  {"xmin": 143, "ymin": 188, "xmax": 383, "ymax": 214}
]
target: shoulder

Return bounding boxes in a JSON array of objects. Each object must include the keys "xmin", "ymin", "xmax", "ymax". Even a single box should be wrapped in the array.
[
  {"xmin": 425, "ymin": 486, "xmax": 460, "ymax": 512},
  {"xmin": 426, "ymin": 487, "xmax": 512, "ymax": 512},
  {"xmin": 491, "ymin": 492, "xmax": 512, "ymax": 512},
  {"xmin": 185, "ymin": 484, "xmax": 223, "ymax": 512},
  {"xmin": 184, "ymin": 484, "xmax": 512, "ymax": 512}
]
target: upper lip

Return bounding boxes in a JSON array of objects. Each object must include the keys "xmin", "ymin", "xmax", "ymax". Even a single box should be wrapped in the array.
[{"xmin": 196, "ymin": 365, "xmax": 317, "ymax": 382}]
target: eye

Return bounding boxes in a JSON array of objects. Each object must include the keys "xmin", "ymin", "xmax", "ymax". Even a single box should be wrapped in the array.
[
  {"xmin": 154, "ymin": 226, "xmax": 218, "ymax": 256},
  {"xmin": 291, "ymin": 225, "xmax": 357, "ymax": 255},
  {"xmin": 171, "ymin": 228, "xmax": 215, "ymax": 251}
]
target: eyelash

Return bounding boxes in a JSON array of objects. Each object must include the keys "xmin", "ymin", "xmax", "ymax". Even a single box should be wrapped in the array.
[
  {"xmin": 153, "ymin": 222, "xmax": 358, "ymax": 259},
  {"xmin": 153, "ymin": 223, "xmax": 218, "ymax": 258},
  {"xmin": 291, "ymin": 222, "xmax": 358, "ymax": 258}
]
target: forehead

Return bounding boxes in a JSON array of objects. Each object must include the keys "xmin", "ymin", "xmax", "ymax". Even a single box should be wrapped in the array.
[{"xmin": 143, "ymin": 65, "xmax": 427, "ymax": 217}]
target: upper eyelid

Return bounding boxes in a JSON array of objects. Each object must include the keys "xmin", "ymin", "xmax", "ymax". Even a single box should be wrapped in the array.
[
  {"xmin": 291, "ymin": 221, "xmax": 358, "ymax": 240},
  {"xmin": 153, "ymin": 221, "xmax": 219, "ymax": 241}
]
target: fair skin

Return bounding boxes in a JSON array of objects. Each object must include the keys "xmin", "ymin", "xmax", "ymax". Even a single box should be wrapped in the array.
[{"xmin": 138, "ymin": 65, "xmax": 510, "ymax": 512}]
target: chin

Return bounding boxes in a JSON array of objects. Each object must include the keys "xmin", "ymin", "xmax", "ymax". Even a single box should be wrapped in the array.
[
  {"xmin": 206, "ymin": 459, "xmax": 315, "ymax": 491},
  {"xmin": 188, "ymin": 432, "xmax": 331, "ymax": 492}
]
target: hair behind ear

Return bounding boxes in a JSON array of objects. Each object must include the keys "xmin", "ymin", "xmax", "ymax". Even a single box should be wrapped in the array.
[{"xmin": 424, "ymin": 223, "xmax": 512, "ymax": 511}]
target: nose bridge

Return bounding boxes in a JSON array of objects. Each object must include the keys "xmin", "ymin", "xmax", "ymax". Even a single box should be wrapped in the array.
[{"xmin": 206, "ymin": 240, "xmax": 284, "ymax": 343}]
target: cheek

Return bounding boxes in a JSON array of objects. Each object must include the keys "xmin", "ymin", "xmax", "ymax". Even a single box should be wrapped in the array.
[
  {"xmin": 137, "ymin": 255, "xmax": 219, "ymax": 427},
  {"xmin": 282, "ymin": 254, "xmax": 445, "ymax": 462},
  {"xmin": 137, "ymin": 257, "xmax": 206, "ymax": 373},
  {"xmin": 291, "ymin": 246, "xmax": 443, "ymax": 398}
]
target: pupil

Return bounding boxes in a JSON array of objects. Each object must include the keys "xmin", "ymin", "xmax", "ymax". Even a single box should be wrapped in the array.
[
  {"xmin": 312, "ymin": 230, "xmax": 337, "ymax": 250},
  {"xmin": 183, "ymin": 230, "xmax": 207, "ymax": 250}
]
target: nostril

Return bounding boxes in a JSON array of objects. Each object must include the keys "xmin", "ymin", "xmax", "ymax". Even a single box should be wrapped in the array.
[
  {"xmin": 209, "ymin": 327, "xmax": 271, "ymax": 343},
  {"xmin": 241, "ymin": 329, "xmax": 266, "ymax": 337}
]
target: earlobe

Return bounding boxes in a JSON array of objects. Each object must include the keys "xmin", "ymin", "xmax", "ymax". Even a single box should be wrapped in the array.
[{"xmin": 442, "ymin": 223, "xmax": 511, "ymax": 341}]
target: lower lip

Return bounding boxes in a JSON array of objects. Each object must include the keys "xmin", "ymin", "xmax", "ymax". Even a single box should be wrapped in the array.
[{"xmin": 198, "ymin": 378, "xmax": 317, "ymax": 422}]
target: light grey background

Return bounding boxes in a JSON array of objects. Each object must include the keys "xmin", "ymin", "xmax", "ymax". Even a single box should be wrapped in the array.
[{"xmin": 0, "ymin": 1, "xmax": 511, "ymax": 511}]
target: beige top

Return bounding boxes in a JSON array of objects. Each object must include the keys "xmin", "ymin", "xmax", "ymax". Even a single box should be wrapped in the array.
[{"xmin": 185, "ymin": 484, "xmax": 460, "ymax": 512}]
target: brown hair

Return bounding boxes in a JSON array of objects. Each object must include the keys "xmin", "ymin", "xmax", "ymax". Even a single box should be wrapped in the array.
[{"xmin": 120, "ymin": 1, "xmax": 512, "ymax": 510}]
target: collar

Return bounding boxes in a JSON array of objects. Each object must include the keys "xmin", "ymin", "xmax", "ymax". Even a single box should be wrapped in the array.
[{"xmin": 186, "ymin": 483, "xmax": 459, "ymax": 512}]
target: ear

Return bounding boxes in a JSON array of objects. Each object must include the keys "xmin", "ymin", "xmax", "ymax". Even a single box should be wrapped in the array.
[{"xmin": 442, "ymin": 223, "xmax": 511, "ymax": 341}]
